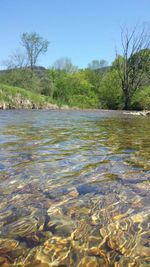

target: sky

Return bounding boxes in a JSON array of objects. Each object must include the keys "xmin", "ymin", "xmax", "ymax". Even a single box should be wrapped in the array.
[{"xmin": 0, "ymin": 0, "xmax": 149, "ymax": 69}]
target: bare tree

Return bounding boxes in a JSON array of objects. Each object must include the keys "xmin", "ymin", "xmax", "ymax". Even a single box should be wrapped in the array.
[
  {"xmin": 1, "ymin": 49, "xmax": 28, "ymax": 69},
  {"xmin": 115, "ymin": 23, "xmax": 150, "ymax": 110}
]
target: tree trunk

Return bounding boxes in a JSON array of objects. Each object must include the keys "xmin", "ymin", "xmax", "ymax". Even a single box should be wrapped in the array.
[{"xmin": 124, "ymin": 89, "xmax": 130, "ymax": 110}]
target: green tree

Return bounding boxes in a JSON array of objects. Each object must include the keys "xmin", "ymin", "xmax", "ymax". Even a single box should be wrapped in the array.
[
  {"xmin": 52, "ymin": 70, "xmax": 98, "ymax": 108},
  {"xmin": 81, "ymin": 67, "xmax": 109, "ymax": 96},
  {"xmin": 131, "ymin": 86, "xmax": 150, "ymax": 110},
  {"xmin": 21, "ymin": 32, "xmax": 49, "ymax": 70},
  {"xmin": 99, "ymin": 69, "xmax": 123, "ymax": 109},
  {"xmin": 40, "ymin": 70, "xmax": 56, "ymax": 97}
]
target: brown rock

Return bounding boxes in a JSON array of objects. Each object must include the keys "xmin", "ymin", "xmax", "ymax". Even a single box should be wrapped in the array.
[{"xmin": 77, "ymin": 256, "xmax": 106, "ymax": 267}]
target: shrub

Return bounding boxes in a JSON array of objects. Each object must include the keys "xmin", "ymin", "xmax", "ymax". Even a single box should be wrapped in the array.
[{"xmin": 131, "ymin": 86, "xmax": 150, "ymax": 110}]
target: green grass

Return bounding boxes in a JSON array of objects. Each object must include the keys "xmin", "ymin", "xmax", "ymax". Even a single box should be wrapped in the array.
[{"xmin": 0, "ymin": 83, "xmax": 57, "ymax": 109}]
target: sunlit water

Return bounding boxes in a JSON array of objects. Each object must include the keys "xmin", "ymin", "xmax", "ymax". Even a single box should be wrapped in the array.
[{"xmin": 0, "ymin": 110, "xmax": 150, "ymax": 267}]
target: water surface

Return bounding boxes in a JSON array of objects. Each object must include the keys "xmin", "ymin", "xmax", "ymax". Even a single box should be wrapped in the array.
[{"xmin": 0, "ymin": 110, "xmax": 150, "ymax": 266}]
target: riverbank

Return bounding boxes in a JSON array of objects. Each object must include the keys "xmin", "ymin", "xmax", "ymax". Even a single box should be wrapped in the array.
[
  {"xmin": 1, "ymin": 101, "xmax": 150, "ymax": 116},
  {"xmin": 0, "ymin": 83, "xmax": 59, "ymax": 110},
  {"xmin": 123, "ymin": 111, "xmax": 150, "ymax": 116},
  {"xmin": 0, "ymin": 83, "xmax": 90, "ymax": 110},
  {"xmin": 1, "ymin": 83, "xmax": 150, "ymax": 115}
]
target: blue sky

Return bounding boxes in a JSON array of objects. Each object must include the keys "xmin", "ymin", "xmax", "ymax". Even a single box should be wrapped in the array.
[{"xmin": 0, "ymin": 0, "xmax": 149, "ymax": 68}]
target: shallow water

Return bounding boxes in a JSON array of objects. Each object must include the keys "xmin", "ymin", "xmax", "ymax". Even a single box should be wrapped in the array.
[{"xmin": 0, "ymin": 110, "xmax": 150, "ymax": 267}]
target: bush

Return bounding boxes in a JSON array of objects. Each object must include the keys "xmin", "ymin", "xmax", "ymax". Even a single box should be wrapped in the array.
[
  {"xmin": 69, "ymin": 94, "xmax": 98, "ymax": 109},
  {"xmin": 131, "ymin": 86, "xmax": 150, "ymax": 110},
  {"xmin": 99, "ymin": 69, "xmax": 123, "ymax": 109}
]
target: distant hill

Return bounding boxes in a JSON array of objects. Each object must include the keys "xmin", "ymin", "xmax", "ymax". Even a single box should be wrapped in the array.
[{"xmin": 0, "ymin": 65, "xmax": 46, "ymax": 75}]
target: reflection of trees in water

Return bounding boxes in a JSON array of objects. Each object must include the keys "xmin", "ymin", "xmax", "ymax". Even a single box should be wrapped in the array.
[{"xmin": 92, "ymin": 117, "xmax": 150, "ymax": 171}]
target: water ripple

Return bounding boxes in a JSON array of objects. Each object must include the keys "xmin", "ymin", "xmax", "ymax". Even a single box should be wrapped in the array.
[{"xmin": 0, "ymin": 110, "xmax": 150, "ymax": 266}]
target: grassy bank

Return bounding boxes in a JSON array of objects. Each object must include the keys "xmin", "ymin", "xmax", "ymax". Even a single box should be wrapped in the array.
[{"xmin": 0, "ymin": 83, "xmax": 59, "ymax": 109}]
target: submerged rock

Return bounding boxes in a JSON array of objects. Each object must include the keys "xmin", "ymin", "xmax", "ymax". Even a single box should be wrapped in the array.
[
  {"xmin": 0, "ymin": 238, "xmax": 19, "ymax": 254},
  {"xmin": 77, "ymin": 256, "xmax": 106, "ymax": 267}
]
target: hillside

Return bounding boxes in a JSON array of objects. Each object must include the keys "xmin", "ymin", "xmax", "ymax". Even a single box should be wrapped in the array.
[{"xmin": 0, "ymin": 83, "xmax": 59, "ymax": 110}]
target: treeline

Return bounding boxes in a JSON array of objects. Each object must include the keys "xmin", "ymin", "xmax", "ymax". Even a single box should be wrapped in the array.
[{"xmin": 0, "ymin": 26, "xmax": 150, "ymax": 110}]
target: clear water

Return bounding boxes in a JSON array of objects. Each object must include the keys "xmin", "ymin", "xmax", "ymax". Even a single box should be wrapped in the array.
[{"xmin": 0, "ymin": 110, "xmax": 150, "ymax": 266}]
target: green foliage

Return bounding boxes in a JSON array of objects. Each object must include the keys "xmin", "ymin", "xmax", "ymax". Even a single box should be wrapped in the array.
[
  {"xmin": 128, "ymin": 48, "xmax": 150, "ymax": 90},
  {"xmin": 1, "ymin": 63, "xmax": 149, "ymax": 110},
  {"xmin": 113, "ymin": 51, "xmax": 150, "ymax": 109},
  {"xmin": 131, "ymin": 86, "xmax": 150, "ymax": 110},
  {"xmin": 21, "ymin": 32, "xmax": 49, "ymax": 69},
  {"xmin": 0, "ymin": 83, "xmax": 50, "ymax": 107},
  {"xmin": 115, "ymin": 24, "xmax": 150, "ymax": 110},
  {"xmin": 69, "ymin": 95, "xmax": 98, "ymax": 109},
  {"xmin": 0, "ymin": 68, "xmax": 40, "ymax": 91},
  {"xmin": 39, "ymin": 70, "xmax": 55, "ymax": 97},
  {"xmin": 99, "ymin": 69, "xmax": 123, "ymax": 109},
  {"xmin": 77, "ymin": 69, "xmax": 102, "ymax": 95},
  {"xmin": 0, "ymin": 68, "xmax": 56, "ymax": 96},
  {"xmin": 52, "ymin": 70, "xmax": 99, "ymax": 108},
  {"xmin": 0, "ymin": 27, "xmax": 150, "ymax": 111},
  {"xmin": 112, "ymin": 55, "xmax": 125, "ymax": 68},
  {"xmin": 0, "ymin": 30, "xmax": 149, "ymax": 111}
]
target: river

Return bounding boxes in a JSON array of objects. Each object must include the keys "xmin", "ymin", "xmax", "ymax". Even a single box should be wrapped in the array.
[{"xmin": 0, "ymin": 110, "xmax": 150, "ymax": 266}]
